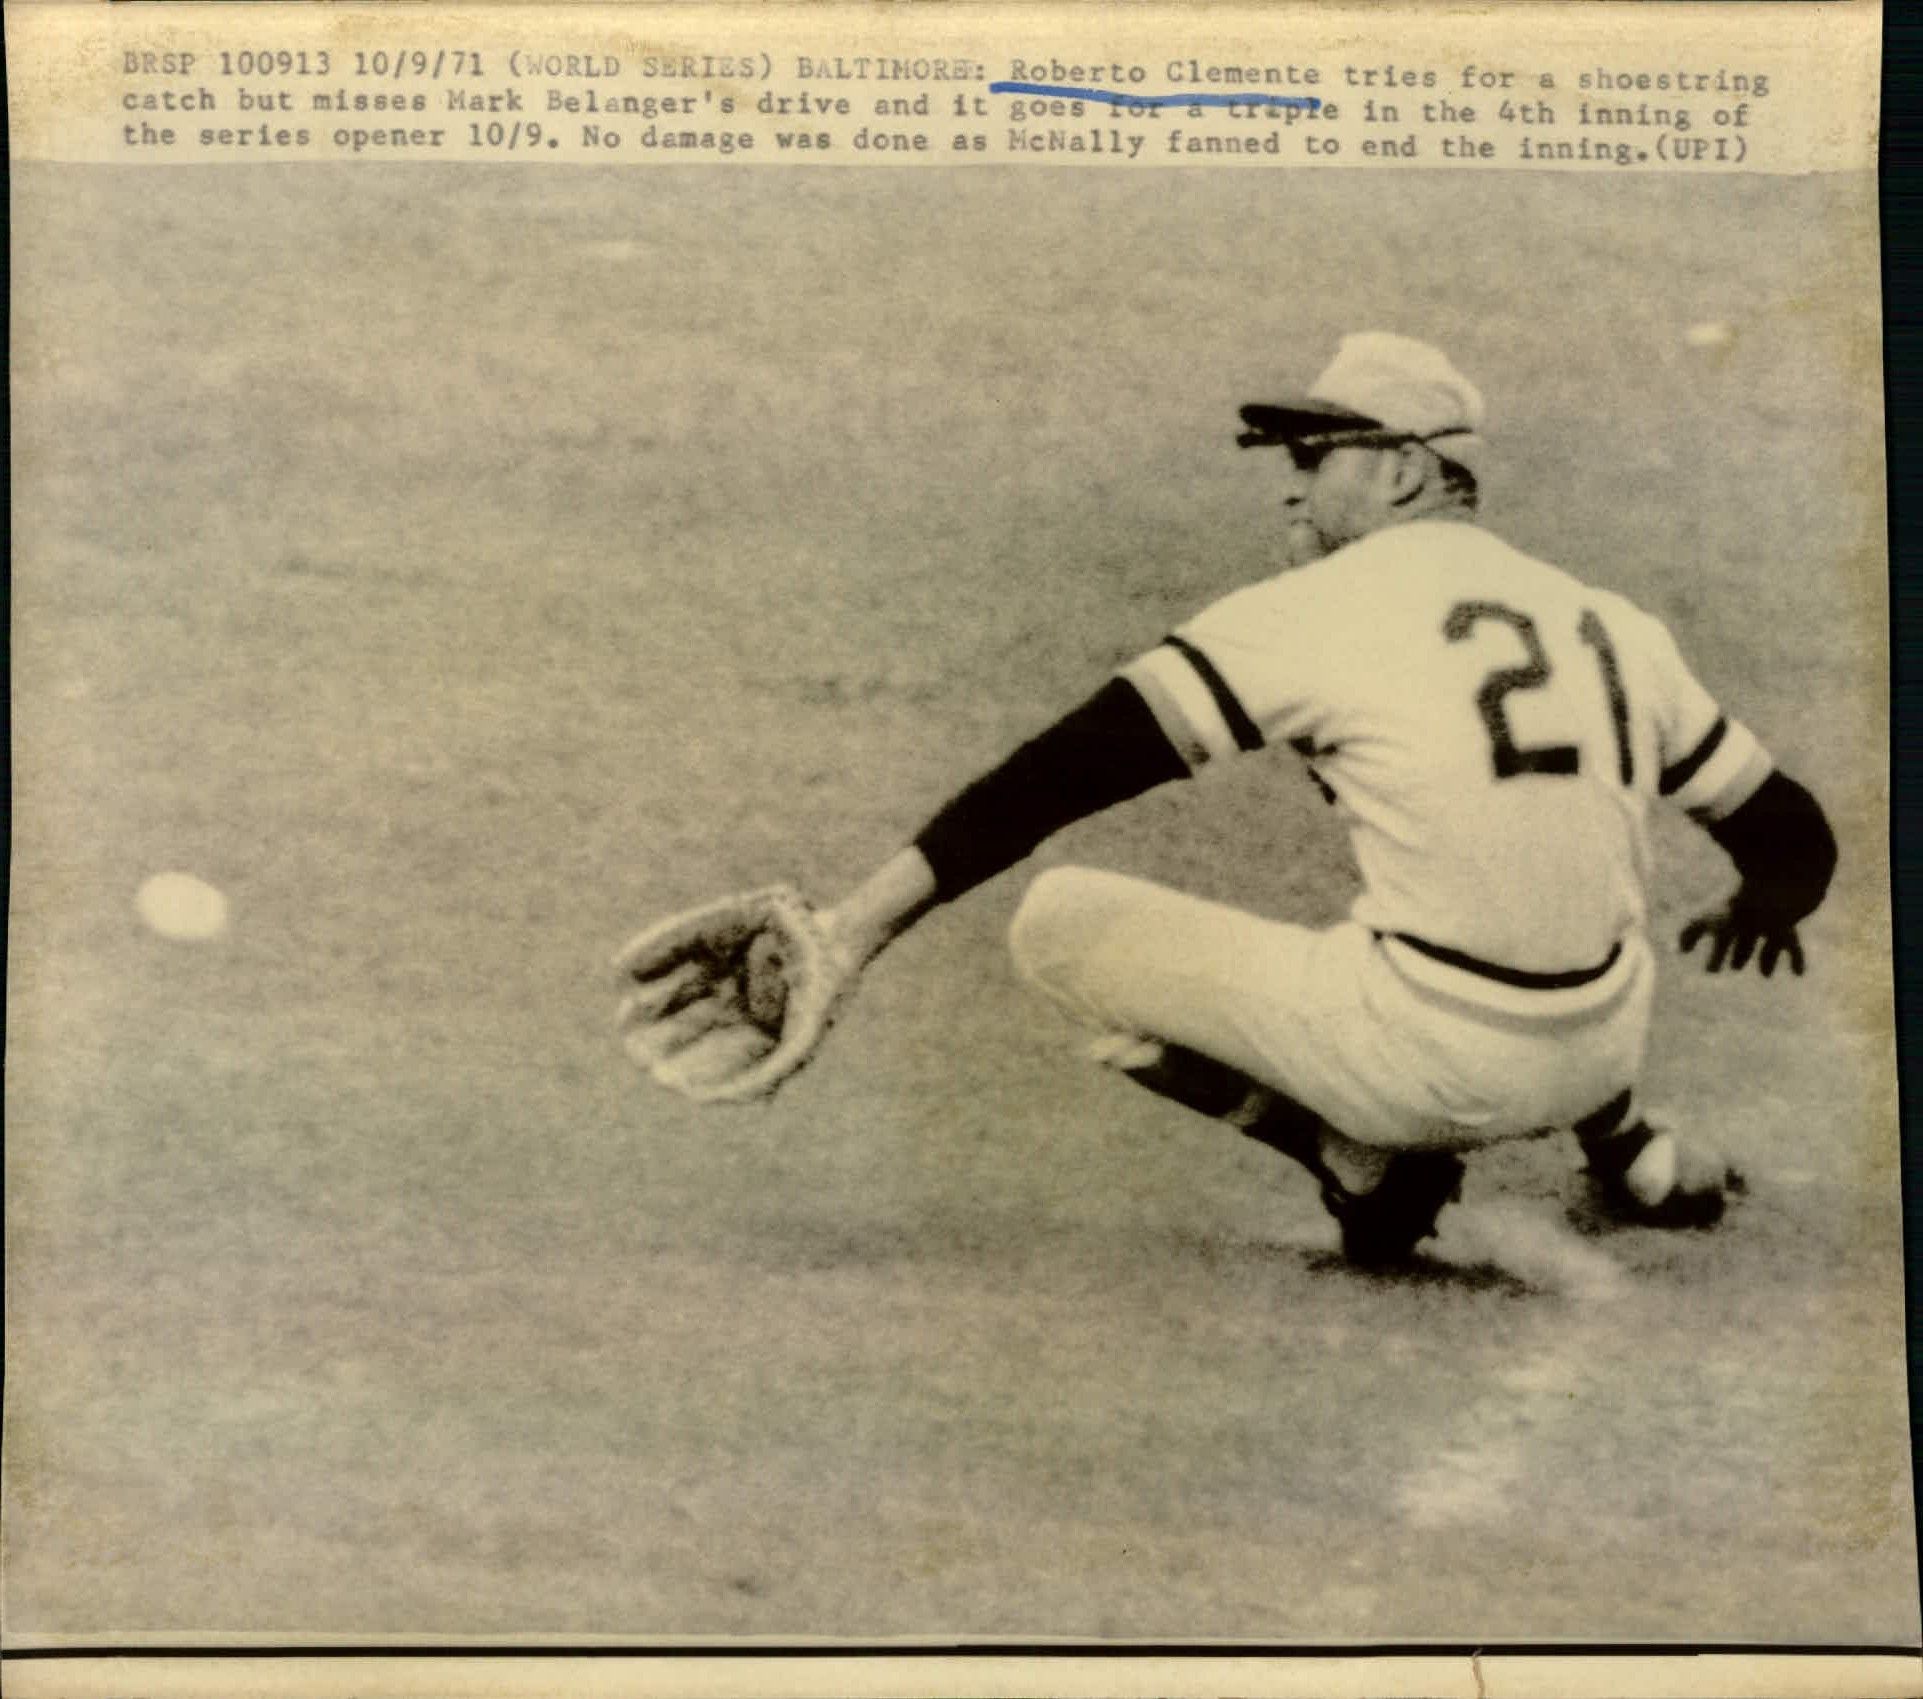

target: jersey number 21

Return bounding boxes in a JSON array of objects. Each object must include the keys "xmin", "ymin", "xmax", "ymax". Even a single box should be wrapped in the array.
[{"xmin": 1444, "ymin": 600, "xmax": 1634, "ymax": 785}]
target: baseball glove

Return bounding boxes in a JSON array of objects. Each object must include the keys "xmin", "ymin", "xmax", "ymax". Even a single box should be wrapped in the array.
[{"xmin": 613, "ymin": 883, "xmax": 857, "ymax": 1104}]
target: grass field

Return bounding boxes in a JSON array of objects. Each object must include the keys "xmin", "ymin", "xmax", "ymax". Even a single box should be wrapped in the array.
[{"xmin": 5, "ymin": 162, "xmax": 1916, "ymax": 1642}]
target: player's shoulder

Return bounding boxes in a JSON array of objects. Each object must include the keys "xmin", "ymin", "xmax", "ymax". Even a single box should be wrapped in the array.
[
  {"xmin": 1484, "ymin": 547, "xmax": 1696, "ymax": 682},
  {"xmin": 1339, "ymin": 516, "xmax": 1540, "ymax": 581},
  {"xmin": 1568, "ymin": 575, "xmax": 1679, "ymax": 659},
  {"xmin": 1326, "ymin": 518, "xmax": 1561, "ymax": 614},
  {"xmin": 1425, "ymin": 525, "xmax": 1664, "ymax": 628},
  {"xmin": 1186, "ymin": 520, "xmax": 1672, "ymax": 645},
  {"xmin": 1256, "ymin": 517, "xmax": 1489, "ymax": 592},
  {"xmin": 1187, "ymin": 521, "xmax": 1518, "ymax": 637}
]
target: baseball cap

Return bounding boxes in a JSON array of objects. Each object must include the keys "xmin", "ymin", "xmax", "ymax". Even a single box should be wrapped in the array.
[{"xmin": 1238, "ymin": 332, "xmax": 1486, "ymax": 473}]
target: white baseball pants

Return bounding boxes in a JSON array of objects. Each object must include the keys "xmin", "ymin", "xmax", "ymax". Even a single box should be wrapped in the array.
[{"xmin": 1008, "ymin": 867, "xmax": 1656, "ymax": 1153}]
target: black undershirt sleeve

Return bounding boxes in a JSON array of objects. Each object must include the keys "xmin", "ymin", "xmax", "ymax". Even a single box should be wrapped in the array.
[
  {"xmin": 913, "ymin": 677, "xmax": 1190, "ymax": 902},
  {"xmin": 1702, "ymin": 769, "xmax": 1838, "ymax": 925}
]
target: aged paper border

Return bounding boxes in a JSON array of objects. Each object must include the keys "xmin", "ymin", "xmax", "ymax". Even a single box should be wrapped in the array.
[{"xmin": 3, "ymin": 2, "xmax": 1912, "ymax": 1696}]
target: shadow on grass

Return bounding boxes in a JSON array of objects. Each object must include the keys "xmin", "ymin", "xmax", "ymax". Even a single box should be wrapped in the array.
[
  {"xmin": 1168, "ymin": 1224, "xmax": 1537, "ymax": 1296},
  {"xmin": 726, "ymin": 1209, "xmax": 1537, "ymax": 1295},
  {"xmin": 1299, "ymin": 1248, "xmax": 1535, "ymax": 1296}
]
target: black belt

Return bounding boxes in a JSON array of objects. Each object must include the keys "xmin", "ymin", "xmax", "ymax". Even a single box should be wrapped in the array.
[{"xmin": 1380, "ymin": 931, "xmax": 1624, "ymax": 991}]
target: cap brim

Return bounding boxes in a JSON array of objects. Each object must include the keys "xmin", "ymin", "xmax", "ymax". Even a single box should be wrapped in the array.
[{"xmin": 1237, "ymin": 399, "xmax": 1382, "ymax": 443}]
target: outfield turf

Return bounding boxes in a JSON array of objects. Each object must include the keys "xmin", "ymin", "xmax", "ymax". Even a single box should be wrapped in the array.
[{"xmin": 5, "ymin": 164, "xmax": 1914, "ymax": 1641}]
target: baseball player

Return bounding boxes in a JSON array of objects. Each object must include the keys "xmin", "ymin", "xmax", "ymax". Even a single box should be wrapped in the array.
[{"xmin": 619, "ymin": 332, "xmax": 1838, "ymax": 1267}]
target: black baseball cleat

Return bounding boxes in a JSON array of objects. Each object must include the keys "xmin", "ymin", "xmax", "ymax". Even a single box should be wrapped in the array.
[
  {"xmin": 1239, "ymin": 1101, "xmax": 1464, "ymax": 1267},
  {"xmin": 1319, "ymin": 1150, "xmax": 1466, "ymax": 1268},
  {"xmin": 1581, "ymin": 1118, "xmax": 1741, "ymax": 1229}
]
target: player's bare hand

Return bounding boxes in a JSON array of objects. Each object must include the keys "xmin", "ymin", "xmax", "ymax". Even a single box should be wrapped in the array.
[{"xmin": 1677, "ymin": 900, "xmax": 1805, "ymax": 978}]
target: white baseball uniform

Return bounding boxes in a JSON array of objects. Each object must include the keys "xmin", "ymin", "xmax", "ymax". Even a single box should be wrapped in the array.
[{"xmin": 1008, "ymin": 517, "xmax": 1774, "ymax": 1151}]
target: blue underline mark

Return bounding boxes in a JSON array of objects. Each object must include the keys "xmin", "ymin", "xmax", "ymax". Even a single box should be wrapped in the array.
[{"xmin": 988, "ymin": 81, "xmax": 1321, "ymax": 111}]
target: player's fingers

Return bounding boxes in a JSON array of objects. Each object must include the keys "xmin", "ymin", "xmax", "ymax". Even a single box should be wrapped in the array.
[
  {"xmin": 1728, "ymin": 926, "xmax": 1757, "ymax": 972},
  {"xmin": 617, "ymin": 960, "xmax": 712, "ymax": 1022},
  {"xmin": 654, "ymin": 1025, "xmax": 779, "ymax": 1100},
  {"xmin": 1678, "ymin": 918, "xmax": 1707, "ymax": 956},
  {"xmin": 1787, "ymin": 931, "xmax": 1807, "ymax": 976},
  {"xmin": 1706, "ymin": 924, "xmax": 1733, "ymax": 973},
  {"xmin": 615, "ymin": 970, "xmax": 725, "ymax": 1035},
  {"xmin": 620, "ymin": 996, "xmax": 739, "ymax": 1066},
  {"xmin": 624, "ymin": 1018, "xmax": 712, "ymax": 1072},
  {"xmin": 612, "ymin": 928, "xmax": 702, "ymax": 981},
  {"xmin": 1758, "ymin": 937, "xmax": 1780, "ymax": 978}
]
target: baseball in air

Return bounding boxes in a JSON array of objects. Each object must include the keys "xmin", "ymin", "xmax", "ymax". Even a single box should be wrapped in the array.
[
  {"xmin": 1685, "ymin": 321, "xmax": 1733, "ymax": 348},
  {"xmin": 135, "ymin": 871, "xmax": 230, "ymax": 941}
]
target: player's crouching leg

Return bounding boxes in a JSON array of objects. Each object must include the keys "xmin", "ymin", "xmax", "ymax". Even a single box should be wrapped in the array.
[
  {"xmin": 1007, "ymin": 865, "xmax": 1143, "ymax": 1028},
  {"xmin": 1007, "ymin": 865, "xmax": 1258, "ymax": 1056},
  {"xmin": 1009, "ymin": 870, "xmax": 1464, "ymax": 1266},
  {"xmin": 1013, "ymin": 865, "xmax": 1325, "ymax": 1123},
  {"xmin": 1009, "ymin": 867, "xmax": 1273, "ymax": 1116}
]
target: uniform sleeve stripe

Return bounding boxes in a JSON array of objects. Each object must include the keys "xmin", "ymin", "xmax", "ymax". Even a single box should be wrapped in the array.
[
  {"xmin": 1121, "ymin": 656, "xmax": 1222, "ymax": 770},
  {"xmin": 1684, "ymin": 735, "xmax": 1773, "ymax": 824},
  {"xmin": 1163, "ymin": 635, "xmax": 1264, "ymax": 753},
  {"xmin": 1658, "ymin": 715, "xmax": 1727, "ymax": 796}
]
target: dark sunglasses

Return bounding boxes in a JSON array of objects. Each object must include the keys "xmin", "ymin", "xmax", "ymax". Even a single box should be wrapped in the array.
[{"xmin": 1237, "ymin": 428, "xmax": 1420, "ymax": 468}]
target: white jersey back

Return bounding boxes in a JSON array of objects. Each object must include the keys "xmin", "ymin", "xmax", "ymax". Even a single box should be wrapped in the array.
[{"xmin": 1124, "ymin": 519, "xmax": 1771, "ymax": 988}]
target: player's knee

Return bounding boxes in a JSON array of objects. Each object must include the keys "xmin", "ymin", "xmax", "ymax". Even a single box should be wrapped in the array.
[{"xmin": 1008, "ymin": 866, "xmax": 1125, "ymax": 991}]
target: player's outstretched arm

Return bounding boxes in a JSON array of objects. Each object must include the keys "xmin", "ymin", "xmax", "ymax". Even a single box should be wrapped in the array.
[
  {"xmin": 618, "ymin": 677, "xmax": 1190, "ymax": 1101},
  {"xmin": 1678, "ymin": 769, "xmax": 1838, "ymax": 976},
  {"xmin": 819, "ymin": 846, "xmax": 941, "ymax": 972},
  {"xmin": 824, "ymin": 674, "xmax": 1194, "ymax": 967}
]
